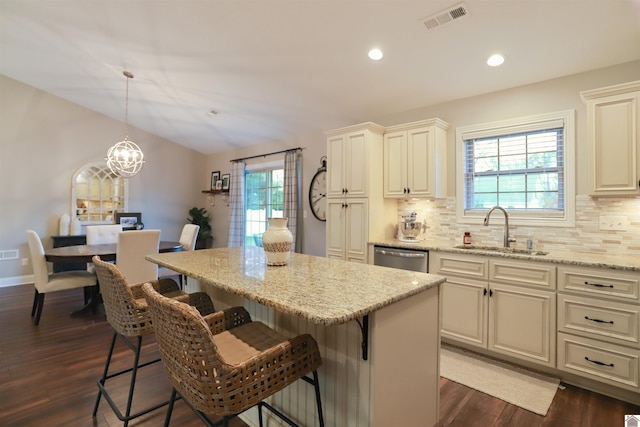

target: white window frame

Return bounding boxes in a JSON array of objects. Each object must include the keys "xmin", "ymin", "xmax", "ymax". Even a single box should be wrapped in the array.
[{"xmin": 456, "ymin": 110, "xmax": 575, "ymax": 227}]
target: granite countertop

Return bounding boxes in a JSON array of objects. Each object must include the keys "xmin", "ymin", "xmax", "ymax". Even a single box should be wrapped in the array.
[
  {"xmin": 370, "ymin": 239, "xmax": 640, "ymax": 272},
  {"xmin": 147, "ymin": 247, "xmax": 446, "ymax": 326}
]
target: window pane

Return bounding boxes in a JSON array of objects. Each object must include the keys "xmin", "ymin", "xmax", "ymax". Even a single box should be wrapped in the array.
[
  {"xmin": 474, "ymin": 193, "xmax": 497, "ymax": 209},
  {"xmin": 498, "ymin": 174, "xmax": 525, "ymax": 192},
  {"xmin": 500, "ymin": 154, "xmax": 526, "ymax": 170},
  {"xmin": 498, "ymin": 192, "xmax": 526, "ymax": 209},
  {"xmin": 475, "ymin": 156, "xmax": 498, "ymax": 172},
  {"xmin": 474, "ymin": 175, "xmax": 497, "ymax": 193},
  {"xmin": 245, "ymin": 168, "xmax": 284, "ymax": 247},
  {"xmin": 528, "ymin": 172, "xmax": 558, "ymax": 192},
  {"xmin": 527, "ymin": 191, "xmax": 559, "ymax": 209}
]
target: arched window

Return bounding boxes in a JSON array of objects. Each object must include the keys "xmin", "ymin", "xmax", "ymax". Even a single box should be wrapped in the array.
[{"xmin": 71, "ymin": 162, "xmax": 128, "ymax": 224}]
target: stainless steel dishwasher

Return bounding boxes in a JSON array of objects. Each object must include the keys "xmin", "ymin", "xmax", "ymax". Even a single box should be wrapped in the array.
[{"xmin": 373, "ymin": 245, "xmax": 428, "ymax": 272}]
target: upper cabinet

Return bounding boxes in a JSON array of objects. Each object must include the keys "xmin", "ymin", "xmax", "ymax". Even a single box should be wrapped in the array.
[
  {"xmin": 581, "ymin": 81, "xmax": 640, "ymax": 196},
  {"xmin": 326, "ymin": 122, "xmax": 385, "ymax": 199},
  {"xmin": 383, "ymin": 118, "xmax": 449, "ymax": 198}
]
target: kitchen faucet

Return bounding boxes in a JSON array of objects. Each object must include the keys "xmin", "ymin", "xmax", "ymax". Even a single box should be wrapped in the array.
[{"xmin": 483, "ymin": 206, "xmax": 516, "ymax": 248}]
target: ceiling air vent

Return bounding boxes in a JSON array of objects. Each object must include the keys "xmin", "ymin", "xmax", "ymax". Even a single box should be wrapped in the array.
[{"xmin": 422, "ymin": 3, "xmax": 468, "ymax": 30}]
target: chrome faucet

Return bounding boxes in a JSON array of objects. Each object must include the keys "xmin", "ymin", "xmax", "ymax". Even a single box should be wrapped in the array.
[{"xmin": 483, "ymin": 206, "xmax": 516, "ymax": 248}]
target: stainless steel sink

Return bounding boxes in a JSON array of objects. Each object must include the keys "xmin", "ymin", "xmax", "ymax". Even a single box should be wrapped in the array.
[{"xmin": 453, "ymin": 245, "xmax": 548, "ymax": 256}]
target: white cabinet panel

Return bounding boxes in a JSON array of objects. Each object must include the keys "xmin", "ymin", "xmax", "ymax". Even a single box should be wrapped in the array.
[{"xmin": 581, "ymin": 81, "xmax": 640, "ymax": 196}]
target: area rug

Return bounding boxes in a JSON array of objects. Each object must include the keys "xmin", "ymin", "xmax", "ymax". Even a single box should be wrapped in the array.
[{"xmin": 440, "ymin": 346, "xmax": 560, "ymax": 416}]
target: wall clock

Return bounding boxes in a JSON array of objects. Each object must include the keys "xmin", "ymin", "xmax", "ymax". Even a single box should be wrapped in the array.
[{"xmin": 309, "ymin": 157, "xmax": 327, "ymax": 221}]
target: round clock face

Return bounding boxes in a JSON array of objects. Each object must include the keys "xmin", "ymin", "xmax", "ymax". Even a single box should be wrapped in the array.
[{"xmin": 309, "ymin": 169, "xmax": 327, "ymax": 221}]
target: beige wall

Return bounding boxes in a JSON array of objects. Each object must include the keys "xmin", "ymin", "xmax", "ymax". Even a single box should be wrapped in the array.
[
  {"xmin": 0, "ymin": 75, "xmax": 206, "ymax": 285},
  {"xmin": 205, "ymin": 60, "xmax": 640, "ymax": 256},
  {"xmin": 3, "ymin": 59, "xmax": 639, "ymax": 284},
  {"xmin": 201, "ymin": 132, "xmax": 327, "ymax": 256}
]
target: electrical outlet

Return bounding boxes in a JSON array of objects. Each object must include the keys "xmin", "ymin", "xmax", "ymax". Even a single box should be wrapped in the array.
[
  {"xmin": 598, "ymin": 215, "xmax": 628, "ymax": 231},
  {"xmin": 21, "ymin": 258, "xmax": 28, "ymax": 266}
]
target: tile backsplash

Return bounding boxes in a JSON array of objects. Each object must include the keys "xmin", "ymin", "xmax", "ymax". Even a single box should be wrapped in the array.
[{"xmin": 399, "ymin": 196, "xmax": 640, "ymax": 255}]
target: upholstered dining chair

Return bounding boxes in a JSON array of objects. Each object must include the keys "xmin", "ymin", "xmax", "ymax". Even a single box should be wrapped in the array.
[
  {"xmin": 25, "ymin": 230, "xmax": 97, "ymax": 325},
  {"xmin": 142, "ymin": 282, "xmax": 325, "ymax": 427},
  {"xmin": 115, "ymin": 229, "xmax": 160, "ymax": 285},
  {"xmin": 85, "ymin": 224, "xmax": 122, "ymax": 272},
  {"xmin": 91, "ymin": 255, "xmax": 217, "ymax": 426},
  {"xmin": 158, "ymin": 224, "xmax": 199, "ymax": 288}
]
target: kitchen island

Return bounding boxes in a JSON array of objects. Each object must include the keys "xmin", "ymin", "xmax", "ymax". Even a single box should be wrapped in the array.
[{"xmin": 147, "ymin": 247, "xmax": 446, "ymax": 427}]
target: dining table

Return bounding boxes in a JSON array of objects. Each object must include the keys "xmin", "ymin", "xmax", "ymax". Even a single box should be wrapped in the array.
[{"xmin": 44, "ymin": 240, "xmax": 182, "ymax": 315}]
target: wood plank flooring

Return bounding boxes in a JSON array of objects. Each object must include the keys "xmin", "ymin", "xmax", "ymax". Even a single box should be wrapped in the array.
[{"xmin": 1, "ymin": 284, "xmax": 638, "ymax": 427}]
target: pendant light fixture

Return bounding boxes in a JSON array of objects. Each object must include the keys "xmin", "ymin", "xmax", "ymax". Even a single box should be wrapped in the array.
[{"xmin": 106, "ymin": 71, "xmax": 144, "ymax": 178}]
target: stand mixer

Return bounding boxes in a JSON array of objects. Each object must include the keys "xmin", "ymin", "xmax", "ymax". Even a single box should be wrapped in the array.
[{"xmin": 396, "ymin": 209, "xmax": 425, "ymax": 242}]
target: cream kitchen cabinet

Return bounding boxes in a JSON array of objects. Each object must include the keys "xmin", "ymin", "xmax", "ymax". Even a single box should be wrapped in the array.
[
  {"xmin": 557, "ymin": 265, "xmax": 640, "ymax": 393},
  {"xmin": 581, "ymin": 81, "xmax": 640, "ymax": 196},
  {"xmin": 324, "ymin": 122, "xmax": 392, "ymax": 262},
  {"xmin": 326, "ymin": 199, "xmax": 368, "ymax": 262},
  {"xmin": 431, "ymin": 252, "xmax": 556, "ymax": 367},
  {"xmin": 326, "ymin": 122, "xmax": 385, "ymax": 199},
  {"xmin": 383, "ymin": 119, "xmax": 449, "ymax": 198}
]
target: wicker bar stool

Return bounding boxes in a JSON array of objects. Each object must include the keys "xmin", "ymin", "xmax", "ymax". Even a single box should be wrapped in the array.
[
  {"xmin": 141, "ymin": 282, "xmax": 325, "ymax": 427},
  {"xmin": 91, "ymin": 256, "xmax": 216, "ymax": 426}
]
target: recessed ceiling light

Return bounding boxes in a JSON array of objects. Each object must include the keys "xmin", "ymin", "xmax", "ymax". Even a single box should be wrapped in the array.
[
  {"xmin": 487, "ymin": 54, "xmax": 504, "ymax": 67},
  {"xmin": 368, "ymin": 48, "xmax": 383, "ymax": 60}
]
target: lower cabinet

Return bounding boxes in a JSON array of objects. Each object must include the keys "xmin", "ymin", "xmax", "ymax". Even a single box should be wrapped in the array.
[
  {"xmin": 326, "ymin": 199, "xmax": 368, "ymax": 263},
  {"xmin": 556, "ymin": 265, "xmax": 640, "ymax": 393},
  {"xmin": 433, "ymin": 251, "xmax": 640, "ymax": 403},
  {"xmin": 432, "ymin": 252, "xmax": 556, "ymax": 367}
]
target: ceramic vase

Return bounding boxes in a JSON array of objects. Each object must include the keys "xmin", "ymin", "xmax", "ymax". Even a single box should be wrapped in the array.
[
  {"xmin": 58, "ymin": 213, "xmax": 70, "ymax": 236},
  {"xmin": 70, "ymin": 217, "xmax": 82, "ymax": 235},
  {"xmin": 262, "ymin": 217, "xmax": 293, "ymax": 266}
]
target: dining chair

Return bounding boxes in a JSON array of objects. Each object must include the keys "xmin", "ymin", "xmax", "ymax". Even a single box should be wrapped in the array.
[
  {"xmin": 91, "ymin": 255, "xmax": 217, "ymax": 426},
  {"xmin": 85, "ymin": 224, "xmax": 122, "ymax": 272},
  {"xmin": 115, "ymin": 229, "xmax": 160, "ymax": 285},
  {"xmin": 142, "ymin": 282, "xmax": 324, "ymax": 427},
  {"xmin": 25, "ymin": 230, "xmax": 97, "ymax": 325},
  {"xmin": 158, "ymin": 224, "xmax": 199, "ymax": 288}
]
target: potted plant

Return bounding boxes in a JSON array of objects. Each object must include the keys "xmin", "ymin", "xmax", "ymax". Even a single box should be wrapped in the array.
[{"xmin": 188, "ymin": 207, "xmax": 212, "ymax": 249}]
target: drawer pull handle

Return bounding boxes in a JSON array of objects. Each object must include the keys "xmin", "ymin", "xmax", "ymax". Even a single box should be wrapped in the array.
[
  {"xmin": 584, "ymin": 316, "xmax": 614, "ymax": 324},
  {"xmin": 584, "ymin": 356, "xmax": 614, "ymax": 367},
  {"xmin": 584, "ymin": 281, "xmax": 614, "ymax": 289}
]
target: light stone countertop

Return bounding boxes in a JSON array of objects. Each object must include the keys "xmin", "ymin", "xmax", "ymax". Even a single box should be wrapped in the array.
[
  {"xmin": 147, "ymin": 246, "xmax": 446, "ymax": 326},
  {"xmin": 370, "ymin": 239, "xmax": 640, "ymax": 272}
]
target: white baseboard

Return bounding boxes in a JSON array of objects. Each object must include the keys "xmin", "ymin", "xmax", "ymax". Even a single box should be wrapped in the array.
[{"xmin": 0, "ymin": 275, "xmax": 33, "ymax": 288}]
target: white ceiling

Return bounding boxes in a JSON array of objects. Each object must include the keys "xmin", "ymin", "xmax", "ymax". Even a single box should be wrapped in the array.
[{"xmin": 1, "ymin": 1, "xmax": 639, "ymax": 154}]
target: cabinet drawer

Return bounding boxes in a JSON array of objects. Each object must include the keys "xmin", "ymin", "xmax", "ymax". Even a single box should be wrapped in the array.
[
  {"xmin": 557, "ymin": 332, "xmax": 639, "ymax": 391},
  {"xmin": 490, "ymin": 259, "xmax": 556, "ymax": 290},
  {"xmin": 558, "ymin": 294, "xmax": 640, "ymax": 348},
  {"xmin": 431, "ymin": 253, "xmax": 488, "ymax": 280},
  {"xmin": 558, "ymin": 266, "xmax": 639, "ymax": 303}
]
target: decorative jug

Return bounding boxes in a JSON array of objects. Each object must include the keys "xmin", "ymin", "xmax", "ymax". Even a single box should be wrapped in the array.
[{"xmin": 262, "ymin": 217, "xmax": 293, "ymax": 266}]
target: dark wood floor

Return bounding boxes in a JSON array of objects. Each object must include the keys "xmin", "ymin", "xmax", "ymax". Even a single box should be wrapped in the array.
[{"xmin": 1, "ymin": 284, "xmax": 638, "ymax": 427}]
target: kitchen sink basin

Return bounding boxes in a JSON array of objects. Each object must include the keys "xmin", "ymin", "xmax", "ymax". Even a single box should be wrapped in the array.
[{"xmin": 453, "ymin": 245, "xmax": 548, "ymax": 256}]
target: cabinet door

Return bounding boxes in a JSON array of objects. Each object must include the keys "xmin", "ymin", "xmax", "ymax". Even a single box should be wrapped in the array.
[
  {"xmin": 440, "ymin": 277, "xmax": 487, "ymax": 347},
  {"xmin": 488, "ymin": 283, "xmax": 556, "ymax": 366},
  {"xmin": 383, "ymin": 131, "xmax": 408, "ymax": 198},
  {"xmin": 326, "ymin": 200, "xmax": 346, "ymax": 259},
  {"xmin": 344, "ymin": 131, "xmax": 369, "ymax": 198},
  {"xmin": 344, "ymin": 199, "xmax": 368, "ymax": 262},
  {"xmin": 587, "ymin": 91, "xmax": 640, "ymax": 195},
  {"xmin": 327, "ymin": 134, "xmax": 346, "ymax": 198},
  {"xmin": 406, "ymin": 126, "xmax": 433, "ymax": 197}
]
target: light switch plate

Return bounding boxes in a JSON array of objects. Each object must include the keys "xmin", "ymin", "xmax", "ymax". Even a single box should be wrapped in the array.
[{"xmin": 598, "ymin": 215, "xmax": 628, "ymax": 231}]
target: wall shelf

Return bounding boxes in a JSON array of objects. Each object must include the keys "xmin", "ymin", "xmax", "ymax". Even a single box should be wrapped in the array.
[{"xmin": 202, "ymin": 190, "xmax": 230, "ymax": 206}]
